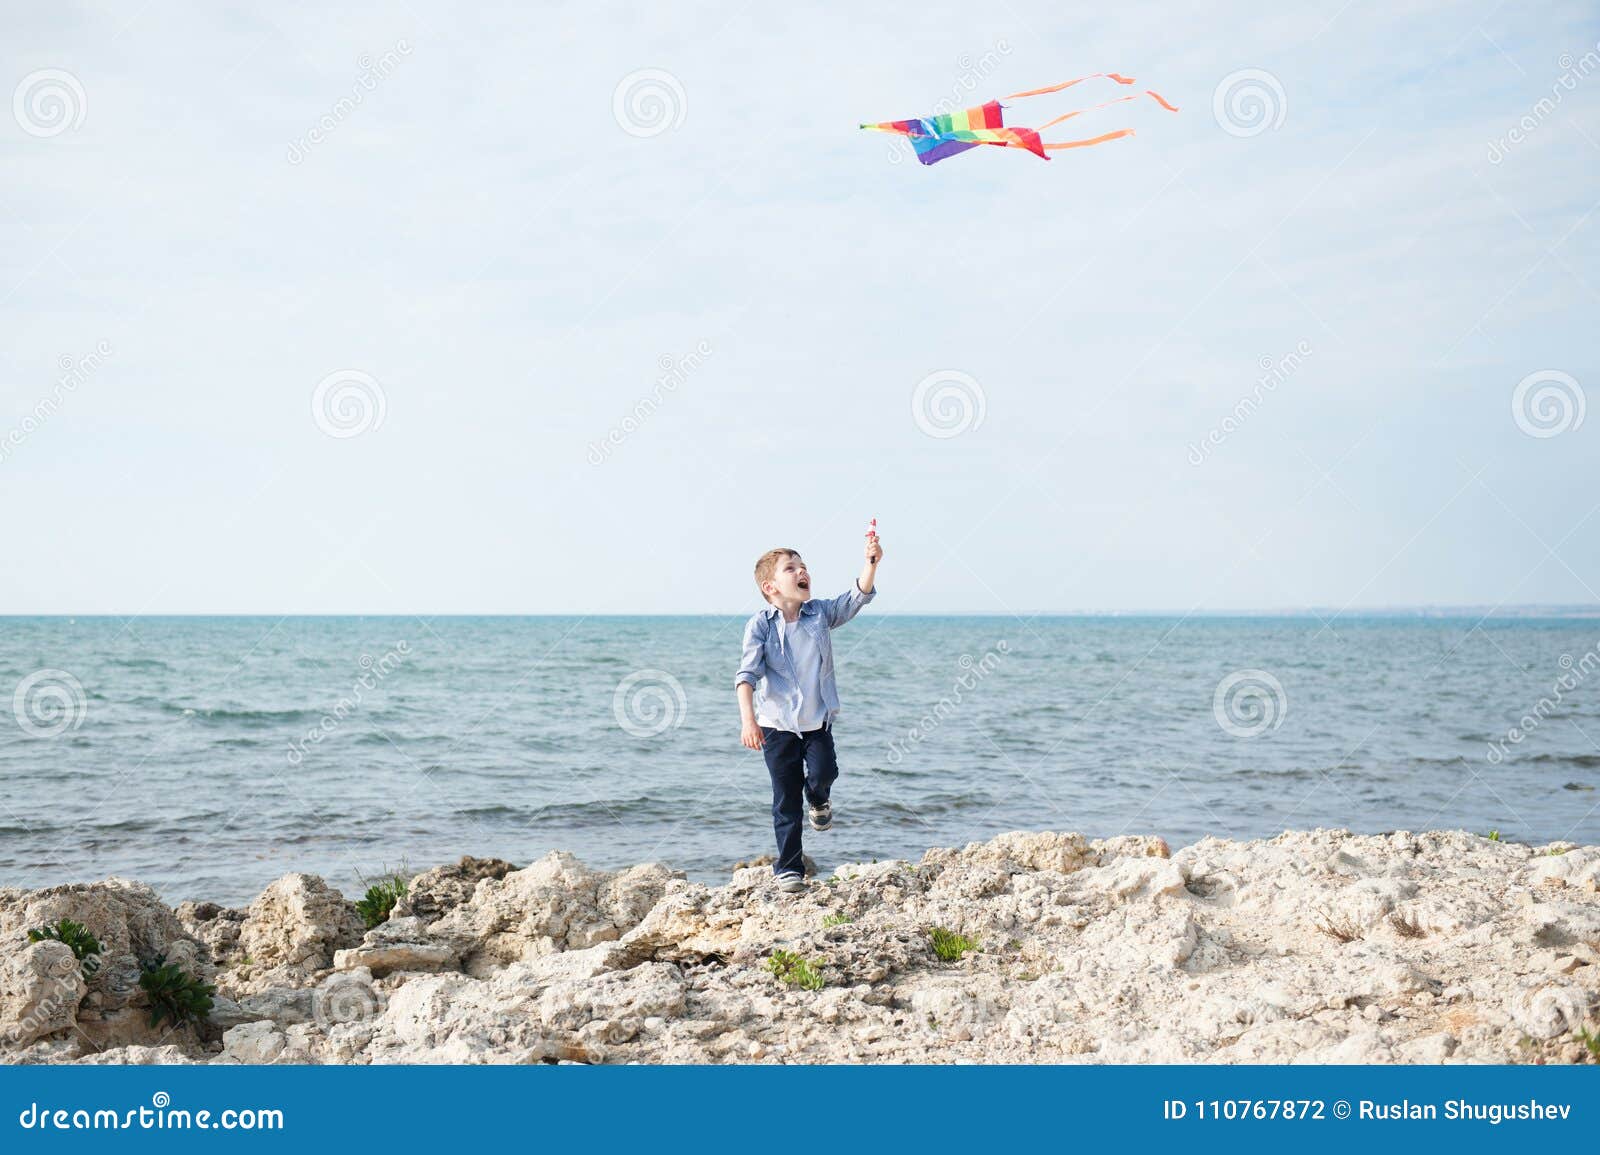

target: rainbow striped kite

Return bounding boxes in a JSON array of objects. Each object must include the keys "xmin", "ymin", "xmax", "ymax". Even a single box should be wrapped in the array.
[{"xmin": 861, "ymin": 73, "xmax": 1178, "ymax": 165}]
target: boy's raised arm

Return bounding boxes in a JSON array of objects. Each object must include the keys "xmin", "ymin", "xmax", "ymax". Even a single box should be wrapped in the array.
[{"xmin": 822, "ymin": 532, "xmax": 884, "ymax": 628}]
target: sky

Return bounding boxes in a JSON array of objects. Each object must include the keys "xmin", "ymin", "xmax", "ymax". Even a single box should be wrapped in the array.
[{"xmin": 2, "ymin": 0, "xmax": 1598, "ymax": 615}]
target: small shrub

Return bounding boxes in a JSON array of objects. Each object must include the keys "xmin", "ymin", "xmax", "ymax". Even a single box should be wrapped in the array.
[
  {"xmin": 28, "ymin": 919, "xmax": 103, "ymax": 978},
  {"xmin": 821, "ymin": 913, "xmax": 852, "ymax": 928},
  {"xmin": 138, "ymin": 957, "xmax": 216, "ymax": 1029},
  {"xmin": 765, "ymin": 949, "xmax": 825, "ymax": 991},
  {"xmin": 1484, "ymin": 830, "xmax": 1502, "ymax": 842},
  {"xmin": 929, "ymin": 926, "xmax": 980, "ymax": 962},
  {"xmin": 1315, "ymin": 917, "xmax": 1362, "ymax": 944},
  {"xmin": 1389, "ymin": 911, "xmax": 1426, "ymax": 939},
  {"xmin": 1578, "ymin": 1026, "xmax": 1600, "ymax": 1062},
  {"xmin": 355, "ymin": 874, "xmax": 408, "ymax": 929}
]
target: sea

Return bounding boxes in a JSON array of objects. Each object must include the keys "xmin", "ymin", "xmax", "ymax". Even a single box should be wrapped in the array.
[{"xmin": 2, "ymin": 614, "xmax": 1597, "ymax": 908}]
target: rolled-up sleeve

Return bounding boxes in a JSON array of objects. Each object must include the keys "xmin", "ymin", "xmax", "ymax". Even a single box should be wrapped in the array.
[
  {"xmin": 821, "ymin": 580, "xmax": 877, "ymax": 629},
  {"xmin": 734, "ymin": 614, "xmax": 767, "ymax": 688}
]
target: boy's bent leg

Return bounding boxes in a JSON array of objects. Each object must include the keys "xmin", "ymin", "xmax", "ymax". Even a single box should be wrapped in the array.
[
  {"xmin": 801, "ymin": 725, "xmax": 841, "ymax": 807},
  {"xmin": 761, "ymin": 729, "xmax": 806, "ymax": 876}
]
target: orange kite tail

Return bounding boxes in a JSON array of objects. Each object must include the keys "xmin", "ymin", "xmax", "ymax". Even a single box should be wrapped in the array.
[
  {"xmin": 1002, "ymin": 72, "xmax": 1136, "ymax": 100},
  {"xmin": 1042, "ymin": 128, "xmax": 1136, "ymax": 152}
]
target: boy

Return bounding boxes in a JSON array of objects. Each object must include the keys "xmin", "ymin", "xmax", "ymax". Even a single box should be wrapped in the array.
[{"xmin": 735, "ymin": 531, "xmax": 882, "ymax": 893}]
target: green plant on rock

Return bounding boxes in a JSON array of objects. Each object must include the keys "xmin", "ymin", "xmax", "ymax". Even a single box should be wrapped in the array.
[
  {"xmin": 822, "ymin": 913, "xmax": 852, "ymax": 928},
  {"xmin": 138, "ymin": 956, "xmax": 216, "ymax": 1029},
  {"xmin": 766, "ymin": 949, "xmax": 825, "ymax": 991},
  {"xmin": 28, "ymin": 919, "xmax": 103, "ymax": 978},
  {"xmin": 1484, "ymin": 830, "xmax": 1502, "ymax": 841},
  {"xmin": 929, "ymin": 926, "xmax": 980, "ymax": 962},
  {"xmin": 1579, "ymin": 1026, "xmax": 1600, "ymax": 1063},
  {"xmin": 355, "ymin": 874, "xmax": 408, "ymax": 929}
]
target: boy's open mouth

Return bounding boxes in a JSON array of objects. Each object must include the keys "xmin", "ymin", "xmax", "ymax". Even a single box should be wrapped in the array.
[{"xmin": 798, "ymin": 578, "xmax": 810, "ymax": 589}]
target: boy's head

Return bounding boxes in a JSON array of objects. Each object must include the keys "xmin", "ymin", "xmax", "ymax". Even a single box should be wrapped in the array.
[{"xmin": 754, "ymin": 548, "xmax": 809, "ymax": 605}]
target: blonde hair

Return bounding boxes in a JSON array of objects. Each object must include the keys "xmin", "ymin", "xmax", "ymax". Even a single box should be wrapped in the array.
[{"xmin": 753, "ymin": 548, "xmax": 801, "ymax": 602}]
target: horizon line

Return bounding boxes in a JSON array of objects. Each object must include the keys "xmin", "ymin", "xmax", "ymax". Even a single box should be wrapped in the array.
[{"xmin": 3, "ymin": 604, "xmax": 1598, "ymax": 619}]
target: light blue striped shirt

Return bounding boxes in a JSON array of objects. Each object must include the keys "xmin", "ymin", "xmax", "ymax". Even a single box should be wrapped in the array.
[{"xmin": 734, "ymin": 581, "xmax": 877, "ymax": 734}]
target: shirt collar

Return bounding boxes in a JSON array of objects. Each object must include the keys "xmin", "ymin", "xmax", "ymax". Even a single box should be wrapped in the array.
[{"xmin": 762, "ymin": 600, "xmax": 818, "ymax": 620}]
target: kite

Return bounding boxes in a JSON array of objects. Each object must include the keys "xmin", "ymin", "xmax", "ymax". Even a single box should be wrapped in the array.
[{"xmin": 861, "ymin": 72, "xmax": 1178, "ymax": 165}]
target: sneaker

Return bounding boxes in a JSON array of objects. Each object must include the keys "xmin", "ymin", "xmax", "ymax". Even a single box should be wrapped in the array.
[
  {"xmin": 776, "ymin": 872, "xmax": 806, "ymax": 894},
  {"xmin": 808, "ymin": 800, "xmax": 832, "ymax": 832}
]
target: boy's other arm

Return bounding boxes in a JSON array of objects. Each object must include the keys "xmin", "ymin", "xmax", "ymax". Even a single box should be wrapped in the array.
[
  {"xmin": 737, "ymin": 682, "xmax": 763, "ymax": 749},
  {"xmin": 735, "ymin": 616, "xmax": 766, "ymax": 749}
]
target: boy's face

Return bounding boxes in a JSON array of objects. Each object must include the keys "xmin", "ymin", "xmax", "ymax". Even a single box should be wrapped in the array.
[{"xmin": 764, "ymin": 554, "xmax": 811, "ymax": 603}]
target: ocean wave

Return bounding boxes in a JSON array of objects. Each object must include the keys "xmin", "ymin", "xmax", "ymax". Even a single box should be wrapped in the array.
[
  {"xmin": 1526, "ymin": 752, "xmax": 1600, "ymax": 769},
  {"xmin": 455, "ymin": 796, "xmax": 676, "ymax": 827},
  {"xmin": 165, "ymin": 704, "xmax": 322, "ymax": 726}
]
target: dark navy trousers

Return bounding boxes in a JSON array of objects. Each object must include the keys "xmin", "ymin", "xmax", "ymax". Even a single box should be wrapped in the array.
[{"xmin": 760, "ymin": 724, "xmax": 839, "ymax": 876}]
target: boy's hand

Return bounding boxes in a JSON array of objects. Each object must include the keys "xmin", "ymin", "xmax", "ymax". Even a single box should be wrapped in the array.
[
  {"xmin": 865, "ymin": 533, "xmax": 883, "ymax": 565},
  {"xmin": 741, "ymin": 719, "xmax": 765, "ymax": 750}
]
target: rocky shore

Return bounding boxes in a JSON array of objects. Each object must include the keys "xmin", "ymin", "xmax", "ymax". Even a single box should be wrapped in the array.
[{"xmin": 3, "ymin": 829, "xmax": 1598, "ymax": 1064}]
